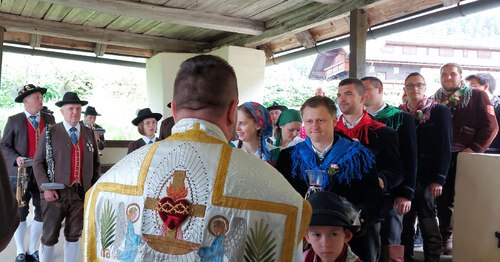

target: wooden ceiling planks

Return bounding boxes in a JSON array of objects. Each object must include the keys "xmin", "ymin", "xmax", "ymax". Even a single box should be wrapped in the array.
[
  {"xmin": 141, "ymin": 0, "xmax": 169, "ymax": 5},
  {"xmin": 105, "ymin": 16, "xmax": 142, "ymax": 31},
  {"xmin": 30, "ymin": 2, "xmax": 52, "ymax": 19},
  {"xmin": 217, "ymin": 0, "xmax": 260, "ymax": 16},
  {"xmin": 62, "ymin": 8, "xmax": 96, "ymax": 25},
  {"xmin": 10, "ymin": 0, "xmax": 27, "ymax": 15},
  {"xmin": 20, "ymin": 0, "xmax": 39, "ymax": 16},
  {"xmin": 0, "ymin": 0, "xmax": 452, "ymax": 59},
  {"xmin": 0, "ymin": 0, "xmax": 15, "ymax": 13},
  {"xmin": 125, "ymin": 19, "xmax": 162, "ymax": 34},
  {"xmin": 83, "ymin": 12, "xmax": 120, "ymax": 28},
  {"xmin": 162, "ymin": 0, "xmax": 198, "ymax": 9},
  {"xmin": 248, "ymin": 0, "xmax": 311, "ymax": 21},
  {"xmin": 365, "ymin": 0, "xmax": 439, "ymax": 26},
  {"xmin": 185, "ymin": 0, "xmax": 230, "ymax": 12},
  {"xmin": 43, "ymin": 3, "xmax": 72, "ymax": 21}
]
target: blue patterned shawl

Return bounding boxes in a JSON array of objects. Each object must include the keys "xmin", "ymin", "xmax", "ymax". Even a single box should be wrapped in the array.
[{"xmin": 291, "ymin": 136, "xmax": 375, "ymax": 189}]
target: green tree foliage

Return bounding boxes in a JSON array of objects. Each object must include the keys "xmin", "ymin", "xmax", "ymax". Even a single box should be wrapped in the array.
[{"xmin": 264, "ymin": 55, "xmax": 339, "ymax": 109}]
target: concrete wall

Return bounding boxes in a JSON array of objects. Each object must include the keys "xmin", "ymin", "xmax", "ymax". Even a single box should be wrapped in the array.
[
  {"xmin": 146, "ymin": 53, "xmax": 196, "ymax": 118},
  {"xmin": 454, "ymin": 153, "xmax": 500, "ymax": 261},
  {"xmin": 145, "ymin": 46, "xmax": 266, "ymax": 117}
]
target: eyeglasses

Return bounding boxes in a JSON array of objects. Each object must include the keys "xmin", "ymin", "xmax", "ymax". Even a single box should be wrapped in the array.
[{"xmin": 405, "ymin": 83, "xmax": 426, "ymax": 89}]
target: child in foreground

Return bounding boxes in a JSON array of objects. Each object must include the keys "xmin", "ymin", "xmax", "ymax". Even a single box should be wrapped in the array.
[{"xmin": 304, "ymin": 191, "xmax": 362, "ymax": 262}]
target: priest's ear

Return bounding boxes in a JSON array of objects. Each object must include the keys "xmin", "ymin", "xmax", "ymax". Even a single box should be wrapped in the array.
[
  {"xmin": 171, "ymin": 101, "xmax": 177, "ymax": 123},
  {"xmin": 226, "ymin": 98, "xmax": 239, "ymax": 135}
]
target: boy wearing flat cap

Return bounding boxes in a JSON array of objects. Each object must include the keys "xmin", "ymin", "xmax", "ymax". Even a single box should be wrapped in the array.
[{"xmin": 305, "ymin": 191, "xmax": 362, "ymax": 262}]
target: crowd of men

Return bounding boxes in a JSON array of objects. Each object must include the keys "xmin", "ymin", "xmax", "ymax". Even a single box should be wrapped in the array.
[{"xmin": 0, "ymin": 58, "xmax": 499, "ymax": 262}]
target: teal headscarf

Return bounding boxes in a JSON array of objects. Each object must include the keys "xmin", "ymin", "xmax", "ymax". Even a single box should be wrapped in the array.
[{"xmin": 274, "ymin": 109, "xmax": 302, "ymax": 147}]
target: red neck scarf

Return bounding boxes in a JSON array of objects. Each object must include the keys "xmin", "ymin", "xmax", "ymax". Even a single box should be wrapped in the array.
[{"xmin": 335, "ymin": 111, "xmax": 385, "ymax": 145}]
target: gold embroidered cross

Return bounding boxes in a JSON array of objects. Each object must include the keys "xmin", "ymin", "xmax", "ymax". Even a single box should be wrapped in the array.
[{"xmin": 143, "ymin": 170, "xmax": 206, "ymax": 255}]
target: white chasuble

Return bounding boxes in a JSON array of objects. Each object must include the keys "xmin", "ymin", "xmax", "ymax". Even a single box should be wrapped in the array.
[{"xmin": 83, "ymin": 119, "xmax": 311, "ymax": 262}]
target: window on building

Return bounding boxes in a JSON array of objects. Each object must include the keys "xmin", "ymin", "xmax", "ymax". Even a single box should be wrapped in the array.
[
  {"xmin": 382, "ymin": 45, "xmax": 394, "ymax": 54},
  {"xmin": 402, "ymin": 46, "xmax": 417, "ymax": 55},
  {"xmin": 377, "ymin": 72, "xmax": 386, "ymax": 80},
  {"xmin": 439, "ymin": 48, "xmax": 454, "ymax": 57},
  {"xmin": 463, "ymin": 49, "xmax": 468, "ymax": 57},
  {"xmin": 393, "ymin": 67, "xmax": 400, "ymax": 74},
  {"xmin": 477, "ymin": 50, "xmax": 491, "ymax": 59}
]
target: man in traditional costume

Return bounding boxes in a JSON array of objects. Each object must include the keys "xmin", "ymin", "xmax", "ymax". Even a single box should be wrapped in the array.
[
  {"xmin": 159, "ymin": 102, "xmax": 175, "ymax": 140},
  {"xmin": 335, "ymin": 78, "xmax": 404, "ymax": 262},
  {"xmin": 1, "ymin": 84, "xmax": 56, "ymax": 262},
  {"xmin": 82, "ymin": 55, "xmax": 311, "ymax": 261},
  {"xmin": 80, "ymin": 106, "xmax": 106, "ymax": 151},
  {"xmin": 432, "ymin": 63, "xmax": 498, "ymax": 254},
  {"xmin": 361, "ymin": 76, "xmax": 418, "ymax": 261},
  {"xmin": 276, "ymin": 96, "xmax": 384, "ymax": 262},
  {"xmin": 465, "ymin": 72, "xmax": 500, "ymax": 154},
  {"xmin": 267, "ymin": 102, "xmax": 288, "ymax": 140},
  {"xmin": 33, "ymin": 92, "xmax": 101, "ymax": 262},
  {"xmin": 399, "ymin": 72, "xmax": 453, "ymax": 261}
]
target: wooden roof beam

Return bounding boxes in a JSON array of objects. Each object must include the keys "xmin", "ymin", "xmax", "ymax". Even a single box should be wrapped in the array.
[
  {"xmin": 313, "ymin": 0, "xmax": 345, "ymax": 4},
  {"xmin": 30, "ymin": 34, "xmax": 42, "ymax": 48},
  {"xmin": 295, "ymin": 30, "xmax": 316, "ymax": 49},
  {"xmin": 0, "ymin": 12, "xmax": 210, "ymax": 53},
  {"xmin": 94, "ymin": 43, "xmax": 107, "ymax": 57},
  {"xmin": 441, "ymin": 0, "xmax": 460, "ymax": 7},
  {"xmin": 38, "ymin": 0, "xmax": 265, "ymax": 35},
  {"xmin": 214, "ymin": 0, "xmax": 381, "ymax": 48}
]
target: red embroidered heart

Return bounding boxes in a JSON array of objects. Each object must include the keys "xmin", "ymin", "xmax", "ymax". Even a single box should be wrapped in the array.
[{"xmin": 157, "ymin": 197, "xmax": 191, "ymax": 230}]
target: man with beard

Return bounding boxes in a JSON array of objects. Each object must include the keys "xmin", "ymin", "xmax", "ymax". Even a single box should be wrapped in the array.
[
  {"xmin": 432, "ymin": 63, "xmax": 498, "ymax": 254},
  {"xmin": 335, "ymin": 78, "xmax": 404, "ymax": 262}
]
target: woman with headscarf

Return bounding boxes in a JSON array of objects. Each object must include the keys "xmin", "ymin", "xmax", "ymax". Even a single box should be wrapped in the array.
[
  {"xmin": 233, "ymin": 102, "xmax": 280, "ymax": 165},
  {"xmin": 273, "ymin": 109, "xmax": 304, "ymax": 149},
  {"xmin": 127, "ymin": 108, "xmax": 162, "ymax": 154}
]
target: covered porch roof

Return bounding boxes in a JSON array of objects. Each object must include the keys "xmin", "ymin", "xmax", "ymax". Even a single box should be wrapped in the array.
[{"xmin": 0, "ymin": 0, "xmax": 486, "ymax": 61}]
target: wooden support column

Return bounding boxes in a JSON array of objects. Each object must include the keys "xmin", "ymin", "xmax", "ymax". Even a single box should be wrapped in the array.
[
  {"xmin": 0, "ymin": 26, "xmax": 4, "ymax": 85},
  {"xmin": 349, "ymin": 9, "xmax": 367, "ymax": 79},
  {"xmin": 30, "ymin": 34, "xmax": 42, "ymax": 48}
]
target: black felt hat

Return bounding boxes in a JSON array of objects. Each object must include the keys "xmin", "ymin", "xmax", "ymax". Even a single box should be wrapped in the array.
[
  {"xmin": 55, "ymin": 92, "xmax": 88, "ymax": 107},
  {"xmin": 267, "ymin": 102, "xmax": 288, "ymax": 112},
  {"xmin": 82, "ymin": 106, "xmax": 101, "ymax": 116},
  {"xmin": 132, "ymin": 108, "xmax": 162, "ymax": 126},
  {"xmin": 307, "ymin": 191, "xmax": 360, "ymax": 232},
  {"xmin": 15, "ymin": 84, "xmax": 47, "ymax": 103}
]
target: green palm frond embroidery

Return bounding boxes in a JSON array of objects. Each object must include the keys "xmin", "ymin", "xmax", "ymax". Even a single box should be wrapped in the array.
[
  {"xmin": 100, "ymin": 200, "xmax": 117, "ymax": 250},
  {"xmin": 244, "ymin": 219, "xmax": 277, "ymax": 262}
]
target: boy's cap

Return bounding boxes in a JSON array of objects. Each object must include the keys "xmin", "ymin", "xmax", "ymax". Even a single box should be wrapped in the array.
[{"xmin": 307, "ymin": 191, "xmax": 359, "ymax": 232}]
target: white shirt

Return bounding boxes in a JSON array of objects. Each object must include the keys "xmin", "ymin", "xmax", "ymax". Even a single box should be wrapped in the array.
[
  {"xmin": 342, "ymin": 113, "xmax": 365, "ymax": 129},
  {"xmin": 62, "ymin": 121, "xmax": 80, "ymax": 141},
  {"xmin": 23, "ymin": 110, "xmax": 40, "ymax": 122},
  {"xmin": 141, "ymin": 136, "xmax": 156, "ymax": 144},
  {"xmin": 312, "ymin": 141, "xmax": 333, "ymax": 161},
  {"xmin": 370, "ymin": 103, "xmax": 387, "ymax": 116}
]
